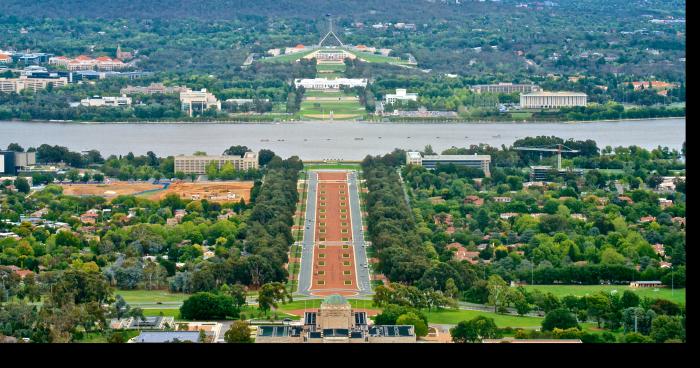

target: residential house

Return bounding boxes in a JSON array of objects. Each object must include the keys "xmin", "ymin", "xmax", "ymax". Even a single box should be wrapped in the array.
[
  {"xmin": 639, "ymin": 216, "xmax": 656, "ymax": 223},
  {"xmin": 652, "ymin": 244, "xmax": 665, "ymax": 257},
  {"xmin": 658, "ymin": 198, "xmax": 673, "ymax": 209},
  {"xmin": 492, "ymin": 196, "xmax": 512, "ymax": 203},
  {"xmin": 464, "ymin": 195, "xmax": 484, "ymax": 206}
]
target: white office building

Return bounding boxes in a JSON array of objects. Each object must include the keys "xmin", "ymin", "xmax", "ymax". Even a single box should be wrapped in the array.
[
  {"xmin": 384, "ymin": 89, "xmax": 418, "ymax": 104},
  {"xmin": 80, "ymin": 95, "xmax": 132, "ymax": 107},
  {"xmin": 520, "ymin": 91, "xmax": 587, "ymax": 109},
  {"xmin": 180, "ymin": 88, "xmax": 221, "ymax": 116}
]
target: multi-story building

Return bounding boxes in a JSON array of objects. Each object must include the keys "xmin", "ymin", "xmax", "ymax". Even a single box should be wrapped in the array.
[
  {"xmin": 293, "ymin": 78, "xmax": 367, "ymax": 90},
  {"xmin": 0, "ymin": 151, "xmax": 36, "ymax": 175},
  {"xmin": 406, "ymin": 152, "xmax": 491, "ymax": 177},
  {"xmin": 120, "ymin": 83, "xmax": 190, "ymax": 95},
  {"xmin": 180, "ymin": 88, "xmax": 221, "ymax": 117},
  {"xmin": 520, "ymin": 91, "xmax": 587, "ymax": 109},
  {"xmin": 174, "ymin": 152, "xmax": 258, "ymax": 175},
  {"xmin": 255, "ymin": 294, "xmax": 416, "ymax": 343},
  {"xmin": 384, "ymin": 88, "xmax": 418, "ymax": 104},
  {"xmin": 49, "ymin": 55, "xmax": 126, "ymax": 71},
  {"xmin": 80, "ymin": 95, "xmax": 132, "ymax": 107},
  {"xmin": 470, "ymin": 83, "xmax": 541, "ymax": 94},
  {"xmin": 0, "ymin": 76, "xmax": 68, "ymax": 93}
]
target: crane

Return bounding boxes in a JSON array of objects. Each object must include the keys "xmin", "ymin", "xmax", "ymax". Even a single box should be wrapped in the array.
[{"xmin": 512, "ymin": 144, "xmax": 580, "ymax": 170}]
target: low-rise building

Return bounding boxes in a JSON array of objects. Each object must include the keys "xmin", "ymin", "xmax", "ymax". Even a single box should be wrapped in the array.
[
  {"xmin": 629, "ymin": 281, "xmax": 662, "ymax": 288},
  {"xmin": 130, "ymin": 331, "xmax": 201, "ymax": 343},
  {"xmin": 384, "ymin": 88, "xmax": 418, "ymax": 104},
  {"xmin": 80, "ymin": 95, "xmax": 132, "ymax": 107},
  {"xmin": 520, "ymin": 91, "xmax": 587, "ymax": 109},
  {"xmin": 121, "ymin": 83, "xmax": 190, "ymax": 95},
  {"xmin": 180, "ymin": 88, "xmax": 221, "ymax": 116},
  {"xmin": 470, "ymin": 83, "xmax": 541, "ymax": 94},
  {"xmin": 405, "ymin": 152, "xmax": 491, "ymax": 177}
]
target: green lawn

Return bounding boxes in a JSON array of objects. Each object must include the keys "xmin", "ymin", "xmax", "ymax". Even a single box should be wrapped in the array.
[
  {"xmin": 522, "ymin": 285, "xmax": 686, "ymax": 305},
  {"xmin": 261, "ymin": 49, "xmax": 316, "ymax": 63},
  {"xmin": 352, "ymin": 50, "xmax": 410, "ymax": 64},
  {"xmin": 143, "ymin": 308, "xmax": 181, "ymax": 318},
  {"xmin": 300, "ymin": 99, "xmax": 365, "ymax": 118},
  {"xmin": 116, "ymin": 289, "xmax": 190, "ymax": 304},
  {"xmin": 304, "ymin": 163, "xmax": 361, "ymax": 171},
  {"xmin": 275, "ymin": 299, "xmax": 376, "ymax": 312},
  {"xmin": 423, "ymin": 309, "xmax": 544, "ymax": 328},
  {"xmin": 78, "ymin": 330, "xmax": 141, "ymax": 343},
  {"xmin": 510, "ymin": 112, "xmax": 533, "ymax": 120}
]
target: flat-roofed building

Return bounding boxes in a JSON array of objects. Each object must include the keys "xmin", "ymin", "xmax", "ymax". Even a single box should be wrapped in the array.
[
  {"xmin": 180, "ymin": 88, "xmax": 221, "ymax": 117},
  {"xmin": 174, "ymin": 152, "xmax": 258, "ymax": 175},
  {"xmin": 520, "ymin": 91, "xmax": 587, "ymax": 109},
  {"xmin": 121, "ymin": 83, "xmax": 190, "ymax": 95},
  {"xmin": 384, "ymin": 88, "xmax": 418, "ymax": 104},
  {"xmin": 407, "ymin": 152, "xmax": 491, "ymax": 177},
  {"xmin": 130, "ymin": 331, "xmax": 201, "ymax": 343},
  {"xmin": 255, "ymin": 294, "xmax": 416, "ymax": 343},
  {"xmin": 406, "ymin": 151, "xmax": 423, "ymax": 166},
  {"xmin": 470, "ymin": 83, "xmax": 541, "ymax": 94},
  {"xmin": 293, "ymin": 78, "xmax": 367, "ymax": 90},
  {"xmin": 0, "ymin": 76, "xmax": 68, "ymax": 93},
  {"xmin": 0, "ymin": 151, "xmax": 36, "ymax": 175},
  {"xmin": 80, "ymin": 95, "xmax": 132, "ymax": 107}
]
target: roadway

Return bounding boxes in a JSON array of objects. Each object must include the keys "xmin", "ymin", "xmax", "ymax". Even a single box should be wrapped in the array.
[
  {"xmin": 296, "ymin": 171, "xmax": 318, "ymax": 296},
  {"xmin": 347, "ymin": 170, "xmax": 372, "ymax": 296}
]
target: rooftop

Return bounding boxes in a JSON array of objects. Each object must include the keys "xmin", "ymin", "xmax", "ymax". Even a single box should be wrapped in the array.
[
  {"xmin": 322, "ymin": 294, "xmax": 348, "ymax": 305},
  {"xmin": 522, "ymin": 91, "xmax": 587, "ymax": 96},
  {"xmin": 423, "ymin": 154, "xmax": 491, "ymax": 161}
]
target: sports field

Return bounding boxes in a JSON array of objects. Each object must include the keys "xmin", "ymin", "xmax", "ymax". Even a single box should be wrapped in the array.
[
  {"xmin": 522, "ymin": 285, "xmax": 686, "ymax": 305},
  {"xmin": 116, "ymin": 289, "xmax": 190, "ymax": 304}
]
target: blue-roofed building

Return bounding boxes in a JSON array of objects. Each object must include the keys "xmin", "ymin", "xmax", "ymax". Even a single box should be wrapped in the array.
[{"xmin": 130, "ymin": 331, "xmax": 201, "ymax": 343}]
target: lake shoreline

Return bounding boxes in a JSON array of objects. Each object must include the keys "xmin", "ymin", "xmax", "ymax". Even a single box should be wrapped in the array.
[{"xmin": 3, "ymin": 115, "xmax": 686, "ymax": 125}]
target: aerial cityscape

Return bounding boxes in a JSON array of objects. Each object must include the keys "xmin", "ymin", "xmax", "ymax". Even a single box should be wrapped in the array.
[{"xmin": 0, "ymin": 0, "xmax": 686, "ymax": 346}]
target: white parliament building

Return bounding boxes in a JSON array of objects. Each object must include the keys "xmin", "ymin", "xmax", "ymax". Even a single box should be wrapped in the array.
[{"xmin": 294, "ymin": 78, "xmax": 368, "ymax": 90}]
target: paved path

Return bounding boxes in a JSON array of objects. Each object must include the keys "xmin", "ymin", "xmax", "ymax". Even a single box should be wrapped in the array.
[
  {"xmin": 295, "ymin": 169, "xmax": 372, "ymax": 297},
  {"xmin": 297, "ymin": 171, "xmax": 318, "ymax": 295},
  {"xmin": 348, "ymin": 170, "xmax": 372, "ymax": 296}
]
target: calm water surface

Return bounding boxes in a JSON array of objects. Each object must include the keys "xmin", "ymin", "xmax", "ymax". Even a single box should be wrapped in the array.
[{"xmin": 0, "ymin": 119, "xmax": 685, "ymax": 160}]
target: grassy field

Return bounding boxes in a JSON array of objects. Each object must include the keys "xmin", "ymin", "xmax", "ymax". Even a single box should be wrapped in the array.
[
  {"xmin": 143, "ymin": 308, "xmax": 181, "ymax": 318},
  {"xmin": 299, "ymin": 98, "xmax": 365, "ymax": 119},
  {"xmin": 352, "ymin": 50, "xmax": 410, "ymax": 64},
  {"xmin": 510, "ymin": 112, "xmax": 533, "ymax": 120},
  {"xmin": 304, "ymin": 163, "xmax": 361, "ymax": 171},
  {"xmin": 424, "ymin": 309, "xmax": 544, "ymax": 328},
  {"xmin": 261, "ymin": 49, "xmax": 315, "ymax": 63},
  {"xmin": 275, "ymin": 299, "xmax": 377, "ymax": 312},
  {"xmin": 116, "ymin": 289, "xmax": 190, "ymax": 304},
  {"xmin": 522, "ymin": 285, "xmax": 686, "ymax": 305}
]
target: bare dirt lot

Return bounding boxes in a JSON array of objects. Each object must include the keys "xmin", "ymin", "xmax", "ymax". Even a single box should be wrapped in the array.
[
  {"xmin": 60, "ymin": 182, "xmax": 163, "ymax": 199},
  {"xmin": 147, "ymin": 181, "xmax": 254, "ymax": 203},
  {"xmin": 60, "ymin": 180, "xmax": 254, "ymax": 203}
]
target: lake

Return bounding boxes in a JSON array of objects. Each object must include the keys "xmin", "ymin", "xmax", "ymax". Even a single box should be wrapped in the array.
[{"xmin": 0, "ymin": 118, "xmax": 685, "ymax": 160}]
